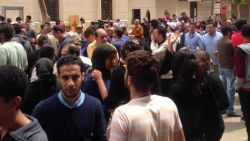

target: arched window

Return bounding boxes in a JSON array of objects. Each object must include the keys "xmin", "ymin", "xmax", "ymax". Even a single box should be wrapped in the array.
[{"xmin": 146, "ymin": 10, "xmax": 150, "ymax": 21}]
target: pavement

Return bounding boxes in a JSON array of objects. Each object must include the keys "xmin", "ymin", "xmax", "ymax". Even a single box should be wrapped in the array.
[{"xmin": 221, "ymin": 94, "xmax": 247, "ymax": 141}]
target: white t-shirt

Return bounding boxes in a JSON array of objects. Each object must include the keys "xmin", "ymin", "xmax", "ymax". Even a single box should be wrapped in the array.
[{"xmin": 109, "ymin": 95, "xmax": 182, "ymax": 141}]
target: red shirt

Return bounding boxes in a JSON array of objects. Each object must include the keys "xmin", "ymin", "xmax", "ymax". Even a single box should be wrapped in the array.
[{"xmin": 231, "ymin": 32, "xmax": 244, "ymax": 48}]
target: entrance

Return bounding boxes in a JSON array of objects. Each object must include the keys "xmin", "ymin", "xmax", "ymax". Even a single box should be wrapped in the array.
[
  {"xmin": 132, "ymin": 9, "xmax": 141, "ymax": 22},
  {"xmin": 190, "ymin": 2, "xmax": 197, "ymax": 22},
  {"xmin": 101, "ymin": 0, "xmax": 112, "ymax": 20},
  {"xmin": 44, "ymin": 0, "xmax": 59, "ymax": 21}
]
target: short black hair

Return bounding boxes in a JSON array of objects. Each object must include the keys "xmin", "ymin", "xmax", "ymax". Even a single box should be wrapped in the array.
[
  {"xmin": 221, "ymin": 25, "xmax": 232, "ymax": 36},
  {"xmin": 0, "ymin": 15, "xmax": 5, "ymax": 22},
  {"xmin": 206, "ymin": 21, "xmax": 217, "ymax": 27},
  {"xmin": 84, "ymin": 27, "xmax": 94, "ymax": 38},
  {"xmin": 37, "ymin": 34, "xmax": 49, "ymax": 47},
  {"xmin": 150, "ymin": 19, "xmax": 159, "ymax": 29},
  {"xmin": 114, "ymin": 27, "xmax": 123, "ymax": 38},
  {"xmin": 26, "ymin": 15, "xmax": 32, "ymax": 21},
  {"xmin": 235, "ymin": 18, "xmax": 247, "ymax": 31},
  {"xmin": 57, "ymin": 55, "xmax": 84, "ymax": 74},
  {"xmin": 12, "ymin": 23, "xmax": 22, "ymax": 34},
  {"xmin": 155, "ymin": 26, "xmax": 166, "ymax": 38},
  {"xmin": 126, "ymin": 50, "xmax": 160, "ymax": 92},
  {"xmin": 0, "ymin": 23, "xmax": 14, "ymax": 40},
  {"xmin": 52, "ymin": 25, "xmax": 65, "ymax": 33},
  {"xmin": 241, "ymin": 24, "xmax": 250, "ymax": 38},
  {"xmin": 0, "ymin": 65, "xmax": 28, "ymax": 102},
  {"xmin": 121, "ymin": 40, "xmax": 143, "ymax": 59},
  {"xmin": 38, "ymin": 45, "xmax": 55, "ymax": 60},
  {"xmin": 68, "ymin": 44, "xmax": 80, "ymax": 56},
  {"xmin": 16, "ymin": 17, "xmax": 21, "ymax": 21}
]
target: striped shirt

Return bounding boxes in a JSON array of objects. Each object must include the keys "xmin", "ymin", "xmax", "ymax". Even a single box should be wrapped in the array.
[{"xmin": 109, "ymin": 95, "xmax": 182, "ymax": 141}]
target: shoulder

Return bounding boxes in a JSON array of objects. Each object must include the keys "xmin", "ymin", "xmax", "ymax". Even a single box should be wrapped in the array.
[{"xmin": 34, "ymin": 95, "xmax": 58, "ymax": 110}]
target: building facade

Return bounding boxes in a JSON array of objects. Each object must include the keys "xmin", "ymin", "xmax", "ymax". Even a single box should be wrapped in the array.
[{"xmin": 0, "ymin": 0, "xmax": 249, "ymax": 23}]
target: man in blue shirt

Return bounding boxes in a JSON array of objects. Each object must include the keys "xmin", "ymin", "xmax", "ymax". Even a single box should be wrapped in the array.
[
  {"xmin": 202, "ymin": 22, "xmax": 223, "ymax": 77},
  {"xmin": 32, "ymin": 55, "xmax": 107, "ymax": 141},
  {"xmin": 184, "ymin": 22, "xmax": 204, "ymax": 52}
]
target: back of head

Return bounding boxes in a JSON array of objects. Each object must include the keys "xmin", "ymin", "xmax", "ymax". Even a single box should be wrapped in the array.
[
  {"xmin": 221, "ymin": 25, "xmax": 232, "ymax": 36},
  {"xmin": 52, "ymin": 25, "xmax": 65, "ymax": 33},
  {"xmin": 126, "ymin": 50, "xmax": 160, "ymax": 92},
  {"xmin": 0, "ymin": 65, "xmax": 28, "ymax": 102},
  {"xmin": 68, "ymin": 44, "xmax": 80, "ymax": 56},
  {"xmin": 156, "ymin": 26, "xmax": 166, "ymax": 38},
  {"xmin": 57, "ymin": 55, "xmax": 84, "ymax": 74},
  {"xmin": 241, "ymin": 24, "xmax": 250, "ymax": 39},
  {"xmin": 194, "ymin": 50, "xmax": 211, "ymax": 72},
  {"xmin": 0, "ymin": 23, "xmax": 14, "ymax": 40},
  {"xmin": 235, "ymin": 18, "xmax": 247, "ymax": 31},
  {"xmin": 12, "ymin": 23, "xmax": 22, "ymax": 34},
  {"xmin": 38, "ymin": 45, "xmax": 55, "ymax": 60},
  {"xmin": 121, "ymin": 39, "xmax": 143, "ymax": 59},
  {"xmin": 35, "ymin": 58, "xmax": 53, "ymax": 78},
  {"xmin": 150, "ymin": 19, "xmax": 159, "ymax": 29},
  {"xmin": 84, "ymin": 27, "xmax": 94, "ymax": 38},
  {"xmin": 114, "ymin": 27, "xmax": 123, "ymax": 38}
]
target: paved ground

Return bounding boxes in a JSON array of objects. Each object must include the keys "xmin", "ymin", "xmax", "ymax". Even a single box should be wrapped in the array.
[{"xmin": 221, "ymin": 95, "xmax": 247, "ymax": 141}]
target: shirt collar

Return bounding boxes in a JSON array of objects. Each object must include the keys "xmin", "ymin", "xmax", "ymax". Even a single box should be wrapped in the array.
[{"xmin": 58, "ymin": 90, "xmax": 85, "ymax": 109}]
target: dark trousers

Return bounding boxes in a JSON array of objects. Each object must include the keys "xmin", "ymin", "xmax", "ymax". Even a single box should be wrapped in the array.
[{"xmin": 239, "ymin": 89, "xmax": 250, "ymax": 141}]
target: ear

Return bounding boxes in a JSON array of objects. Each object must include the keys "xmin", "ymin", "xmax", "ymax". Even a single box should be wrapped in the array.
[
  {"xmin": 127, "ymin": 75, "xmax": 133, "ymax": 87},
  {"xmin": 11, "ymin": 96, "xmax": 22, "ymax": 109}
]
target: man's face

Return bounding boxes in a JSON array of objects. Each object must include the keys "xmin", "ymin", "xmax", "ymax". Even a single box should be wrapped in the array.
[
  {"xmin": 52, "ymin": 30, "xmax": 61, "ymax": 40},
  {"xmin": 188, "ymin": 24, "xmax": 196, "ymax": 33},
  {"xmin": 206, "ymin": 24, "xmax": 216, "ymax": 35},
  {"xmin": 96, "ymin": 30, "xmax": 107, "ymax": 45},
  {"xmin": 57, "ymin": 64, "xmax": 84, "ymax": 100}
]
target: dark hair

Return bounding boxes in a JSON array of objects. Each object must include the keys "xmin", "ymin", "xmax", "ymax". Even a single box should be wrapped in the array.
[
  {"xmin": 52, "ymin": 25, "xmax": 65, "ymax": 33},
  {"xmin": 114, "ymin": 27, "xmax": 123, "ymax": 38},
  {"xmin": 0, "ymin": 65, "xmax": 28, "ymax": 102},
  {"xmin": 0, "ymin": 23, "xmax": 14, "ymax": 40},
  {"xmin": 37, "ymin": 34, "xmax": 49, "ymax": 47},
  {"xmin": 38, "ymin": 45, "xmax": 55, "ymax": 60},
  {"xmin": 40, "ymin": 23, "xmax": 46, "ymax": 30},
  {"xmin": 16, "ymin": 17, "xmax": 22, "ymax": 21},
  {"xmin": 241, "ymin": 24, "xmax": 250, "ymax": 38},
  {"xmin": 206, "ymin": 21, "xmax": 217, "ymax": 27},
  {"xmin": 12, "ymin": 23, "xmax": 22, "ymax": 34},
  {"xmin": 57, "ymin": 55, "xmax": 84, "ymax": 74},
  {"xmin": 221, "ymin": 26, "xmax": 232, "ymax": 36},
  {"xmin": 121, "ymin": 40, "xmax": 143, "ymax": 59},
  {"xmin": 84, "ymin": 27, "xmax": 94, "ymax": 38},
  {"xmin": 68, "ymin": 44, "xmax": 80, "ymax": 56},
  {"xmin": 7, "ymin": 18, "xmax": 11, "ymax": 23},
  {"xmin": 26, "ymin": 15, "xmax": 32, "ymax": 21},
  {"xmin": 235, "ymin": 18, "xmax": 247, "ymax": 31},
  {"xmin": 126, "ymin": 50, "xmax": 160, "ymax": 92},
  {"xmin": 155, "ymin": 26, "xmax": 166, "ymax": 38},
  {"xmin": 0, "ymin": 15, "xmax": 5, "ymax": 21},
  {"xmin": 150, "ymin": 19, "xmax": 159, "ymax": 29},
  {"xmin": 80, "ymin": 18, "xmax": 85, "ymax": 23}
]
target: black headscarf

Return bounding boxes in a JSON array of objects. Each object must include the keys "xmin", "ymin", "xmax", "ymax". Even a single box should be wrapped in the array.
[
  {"xmin": 91, "ymin": 43, "xmax": 117, "ymax": 79},
  {"xmin": 35, "ymin": 58, "xmax": 53, "ymax": 78}
]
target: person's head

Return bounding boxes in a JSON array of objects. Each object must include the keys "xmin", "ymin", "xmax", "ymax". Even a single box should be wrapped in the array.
[
  {"xmin": 153, "ymin": 26, "xmax": 166, "ymax": 43},
  {"xmin": 16, "ymin": 17, "xmax": 22, "ymax": 23},
  {"xmin": 0, "ymin": 15, "xmax": 5, "ymax": 22},
  {"xmin": 37, "ymin": 34, "xmax": 49, "ymax": 47},
  {"xmin": 235, "ymin": 18, "xmax": 247, "ymax": 31},
  {"xmin": 167, "ymin": 22, "xmax": 178, "ymax": 32},
  {"xmin": 80, "ymin": 18, "xmax": 85, "ymax": 24},
  {"xmin": 35, "ymin": 58, "xmax": 54, "ymax": 78},
  {"xmin": 12, "ymin": 23, "xmax": 22, "ymax": 35},
  {"xmin": 241, "ymin": 24, "xmax": 250, "ymax": 41},
  {"xmin": 206, "ymin": 22, "xmax": 217, "ymax": 35},
  {"xmin": 61, "ymin": 43, "xmax": 80, "ymax": 57},
  {"xmin": 221, "ymin": 25, "xmax": 232, "ymax": 38},
  {"xmin": 38, "ymin": 45, "xmax": 55, "ymax": 60},
  {"xmin": 172, "ymin": 14, "xmax": 177, "ymax": 20},
  {"xmin": 92, "ymin": 43, "xmax": 118, "ymax": 78},
  {"xmin": 94, "ymin": 28, "xmax": 108, "ymax": 45},
  {"xmin": 56, "ymin": 55, "xmax": 84, "ymax": 101},
  {"xmin": 150, "ymin": 19, "xmax": 160, "ymax": 34},
  {"xmin": 0, "ymin": 65, "xmax": 28, "ymax": 125},
  {"xmin": 40, "ymin": 23, "xmax": 51, "ymax": 34},
  {"xmin": 143, "ymin": 17, "xmax": 149, "ymax": 23},
  {"xmin": 121, "ymin": 40, "xmax": 143, "ymax": 60},
  {"xmin": 84, "ymin": 27, "xmax": 95, "ymax": 43},
  {"xmin": 52, "ymin": 25, "xmax": 66, "ymax": 41},
  {"xmin": 134, "ymin": 19, "xmax": 140, "ymax": 26},
  {"xmin": 0, "ymin": 23, "xmax": 14, "ymax": 43},
  {"xmin": 188, "ymin": 22, "xmax": 196, "ymax": 34},
  {"xmin": 125, "ymin": 50, "xmax": 160, "ymax": 93},
  {"xmin": 113, "ymin": 27, "xmax": 123, "ymax": 39},
  {"xmin": 26, "ymin": 15, "xmax": 32, "ymax": 22},
  {"xmin": 194, "ymin": 50, "xmax": 211, "ymax": 74},
  {"xmin": 6, "ymin": 18, "xmax": 11, "ymax": 24}
]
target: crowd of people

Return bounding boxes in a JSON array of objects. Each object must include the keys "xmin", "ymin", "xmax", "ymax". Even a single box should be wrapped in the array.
[{"xmin": 0, "ymin": 12, "xmax": 249, "ymax": 141}]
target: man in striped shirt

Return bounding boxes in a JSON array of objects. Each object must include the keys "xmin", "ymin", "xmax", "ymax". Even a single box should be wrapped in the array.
[{"xmin": 109, "ymin": 50, "xmax": 185, "ymax": 141}]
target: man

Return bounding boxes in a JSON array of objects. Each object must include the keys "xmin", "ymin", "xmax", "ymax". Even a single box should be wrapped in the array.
[
  {"xmin": 0, "ymin": 23, "xmax": 28, "ymax": 70},
  {"xmin": 203, "ymin": 21, "xmax": 223, "ymax": 77},
  {"xmin": 217, "ymin": 26, "xmax": 239, "ymax": 117},
  {"xmin": 109, "ymin": 50, "xmax": 185, "ymax": 141},
  {"xmin": 82, "ymin": 27, "xmax": 95, "ymax": 57},
  {"xmin": 184, "ymin": 22, "xmax": 204, "ymax": 52},
  {"xmin": 141, "ymin": 17, "xmax": 150, "ymax": 46},
  {"xmin": 32, "ymin": 55, "xmax": 106, "ymax": 141},
  {"xmin": 38, "ymin": 23, "xmax": 58, "ymax": 50},
  {"xmin": 231, "ymin": 18, "xmax": 247, "ymax": 48},
  {"xmin": 52, "ymin": 24, "xmax": 72, "ymax": 58},
  {"xmin": 130, "ymin": 19, "xmax": 144, "ymax": 41},
  {"xmin": 234, "ymin": 24, "xmax": 250, "ymax": 141},
  {"xmin": 111, "ymin": 27, "xmax": 126, "ymax": 53},
  {"xmin": 0, "ymin": 65, "xmax": 48, "ymax": 141},
  {"xmin": 150, "ymin": 26, "xmax": 168, "ymax": 62},
  {"xmin": 87, "ymin": 28, "xmax": 107, "ymax": 59}
]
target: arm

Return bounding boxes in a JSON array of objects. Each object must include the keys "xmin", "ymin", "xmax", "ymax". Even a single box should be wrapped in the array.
[
  {"xmin": 234, "ymin": 47, "xmax": 246, "ymax": 90},
  {"xmin": 92, "ymin": 70, "xmax": 108, "ymax": 100},
  {"xmin": 174, "ymin": 129, "xmax": 185, "ymax": 141}
]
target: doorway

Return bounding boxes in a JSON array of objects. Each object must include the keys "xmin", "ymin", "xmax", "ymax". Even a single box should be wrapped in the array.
[
  {"xmin": 190, "ymin": 2, "xmax": 197, "ymax": 22},
  {"xmin": 44, "ymin": 0, "xmax": 59, "ymax": 21},
  {"xmin": 132, "ymin": 9, "xmax": 141, "ymax": 22}
]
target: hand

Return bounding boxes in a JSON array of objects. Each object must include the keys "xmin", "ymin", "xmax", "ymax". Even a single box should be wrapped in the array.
[
  {"xmin": 91, "ymin": 70, "xmax": 102, "ymax": 81},
  {"xmin": 168, "ymin": 33, "xmax": 180, "ymax": 45}
]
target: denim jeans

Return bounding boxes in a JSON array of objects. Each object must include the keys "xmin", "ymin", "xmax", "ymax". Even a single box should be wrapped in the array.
[{"xmin": 219, "ymin": 68, "xmax": 235, "ymax": 114}]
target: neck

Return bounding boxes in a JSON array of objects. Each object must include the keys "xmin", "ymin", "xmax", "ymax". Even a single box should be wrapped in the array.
[
  {"xmin": 130, "ymin": 86, "xmax": 150, "ymax": 99},
  {"xmin": 2, "ymin": 111, "xmax": 30, "ymax": 132},
  {"xmin": 62, "ymin": 92, "xmax": 81, "ymax": 107}
]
